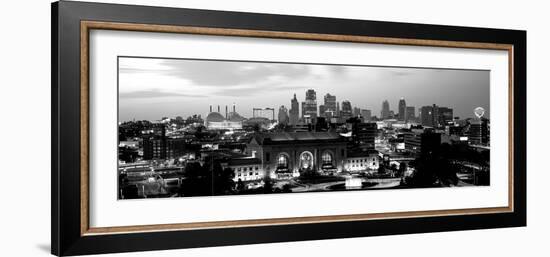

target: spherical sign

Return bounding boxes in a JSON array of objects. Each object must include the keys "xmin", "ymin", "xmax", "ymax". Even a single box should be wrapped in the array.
[{"xmin": 474, "ymin": 107, "xmax": 485, "ymax": 119}]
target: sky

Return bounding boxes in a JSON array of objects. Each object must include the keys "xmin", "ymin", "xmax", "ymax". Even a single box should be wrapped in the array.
[{"xmin": 118, "ymin": 57, "xmax": 490, "ymax": 122}]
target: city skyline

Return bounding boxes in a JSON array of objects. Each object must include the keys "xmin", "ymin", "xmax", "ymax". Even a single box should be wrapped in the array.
[{"xmin": 119, "ymin": 57, "xmax": 490, "ymax": 122}]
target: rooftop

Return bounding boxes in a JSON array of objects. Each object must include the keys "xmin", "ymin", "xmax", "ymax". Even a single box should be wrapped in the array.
[
  {"xmin": 250, "ymin": 131, "xmax": 346, "ymax": 145},
  {"xmin": 228, "ymin": 157, "xmax": 262, "ymax": 166}
]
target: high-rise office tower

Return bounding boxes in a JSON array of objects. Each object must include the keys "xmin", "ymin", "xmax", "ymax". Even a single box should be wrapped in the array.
[
  {"xmin": 381, "ymin": 100, "xmax": 390, "ymax": 119},
  {"xmin": 289, "ymin": 94, "xmax": 299, "ymax": 125},
  {"xmin": 278, "ymin": 105, "xmax": 289, "ymax": 125},
  {"xmin": 322, "ymin": 93, "xmax": 337, "ymax": 118},
  {"xmin": 302, "ymin": 89, "xmax": 318, "ymax": 120},
  {"xmin": 341, "ymin": 100, "xmax": 352, "ymax": 120},
  {"xmin": 406, "ymin": 106, "xmax": 415, "ymax": 122},
  {"xmin": 398, "ymin": 98, "xmax": 406, "ymax": 121}
]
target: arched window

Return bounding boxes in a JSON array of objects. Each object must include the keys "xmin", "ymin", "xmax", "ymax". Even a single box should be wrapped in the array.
[
  {"xmin": 299, "ymin": 151, "xmax": 314, "ymax": 170},
  {"xmin": 322, "ymin": 152, "xmax": 333, "ymax": 165},
  {"xmin": 277, "ymin": 154, "xmax": 289, "ymax": 169}
]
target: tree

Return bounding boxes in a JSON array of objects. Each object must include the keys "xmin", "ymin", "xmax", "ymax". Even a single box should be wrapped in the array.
[
  {"xmin": 213, "ymin": 166, "xmax": 236, "ymax": 195},
  {"xmin": 377, "ymin": 165, "xmax": 386, "ymax": 174},
  {"xmin": 236, "ymin": 179, "xmax": 245, "ymax": 192},
  {"xmin": 406, "ymin": 151, "xmax": 459, "ymax": 187},
  {"xmin": 179, "ymin": 162, "xmax": 210, "ymax": 197},
  {"xmin": 398, "ymin": 162, "xmax": 408, "ymax": 177},
  {"xmin": 282, "ymin": 184, "xmax": 292, "ymax": 193},
  {"xmin": 263, "ymin": 174, "xmax": 274, "ymax": 193}
]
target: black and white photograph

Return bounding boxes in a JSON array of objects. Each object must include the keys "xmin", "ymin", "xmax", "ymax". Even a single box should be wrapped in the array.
[{"xmin": 117, "ymin": 57, "xmax": 491, "ymax": 199}]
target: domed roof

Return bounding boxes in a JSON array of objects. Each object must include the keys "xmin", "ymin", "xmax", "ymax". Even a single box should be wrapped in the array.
[
  {"xmin": 206, "ymin": 112, "xmax": 225, "ymax": 122},
  {"xmin": 228, "ymin": 112, "xmax": 245, "ymax": 122}
]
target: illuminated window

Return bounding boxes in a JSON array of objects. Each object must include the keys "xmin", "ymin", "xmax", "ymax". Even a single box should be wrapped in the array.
[
  {"xmin": 277, "ymin": 154, "xmax": 289, "ymax": 169},
  {"xmin": 322, "ymin": 152, "xmax": 333, "ymax": 165}
]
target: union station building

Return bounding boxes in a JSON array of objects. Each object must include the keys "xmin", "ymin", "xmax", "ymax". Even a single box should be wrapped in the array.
[{"xmin": 245, "ymin": 132, "xmax": 349, "ymax": 179}]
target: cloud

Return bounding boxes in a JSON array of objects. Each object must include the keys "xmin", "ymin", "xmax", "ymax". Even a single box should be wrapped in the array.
[
  {"xmin": 159, "ymin": 59, "xmax": 311, "ymax": 86},
  {"xmin": 328, "ymin": 65, "xmax": 348, "ymax": 74},
  {"xmin": 120, "ymin": 58, "xmax": 315, "ymax": 97},
  {"xmin": 119, "ymin": 89, "xmax": 207, "ymax": 99}
]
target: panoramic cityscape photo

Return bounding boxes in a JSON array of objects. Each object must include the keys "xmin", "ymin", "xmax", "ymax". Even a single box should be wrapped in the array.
[{"xmin": 117, "ymin": 57, "xmax": 490, "ymax": 199}]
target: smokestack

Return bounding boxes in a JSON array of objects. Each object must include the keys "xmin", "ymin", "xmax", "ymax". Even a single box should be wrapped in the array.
[
  {"xmin": 209, "ymin": 105, "xmax": 212, "ymax": 113},
  {"xmin": 217, "ymin": 105, "xmax": 220, "ymax": 113}
]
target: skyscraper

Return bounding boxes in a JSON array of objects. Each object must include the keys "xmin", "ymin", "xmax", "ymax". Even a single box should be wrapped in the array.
[
  {"xmin": 278, "ymin": 105, "xmax": 289, "ymax": 125},
  {"xmin": 351, "ymin": 122, "xmax": 377, "ymax": 151},
  {"xmin": 353, "ymin": 107, "xmax": 361, "ymax": 117},
  {"xmin": 289, "ymin": 94, "xmax": 299, "ymax": 125},
  {"xmin": 469, "ymin": 119, "xmax": 489, "ymax": 146},
  {"xmin": 398, "ymin": 98, "xmax": 406, "ymax": 121},
  {"xmin": 322, "ymin": 93, "xmax": 337, "ymax": 118},
  {"xmin": 420, "ymin": 105, "xmax": 438, "ymax": 127},
  {"xmin": 301, "ymin": 89, "xmax": 318, "ymax": 121},
  {"xmin": 341, "ymin": 100, "xmax": 352, "ymax": 121},
  {"xmin": 381, "ymin": 100, "xmax": 390, "ymax": 119},
  {"xmin": 420, "ymin": 104, "xmax": 451, "ymax": 127},
  {"xmin": 438, "ymin": 107, "xmax": 454, "ymax": 126},
  {"xmin": 406, "ymin": 106, "xmax": 415, "ymax": 122},
  {"xmin": 360, "ymin": 109, "xmax": 372, "ymax": 121}
]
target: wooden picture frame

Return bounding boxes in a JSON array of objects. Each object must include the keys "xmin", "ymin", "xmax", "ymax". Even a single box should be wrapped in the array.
[{"xmin": 52, "ymin": 1, "xmax": 526, "ymax": 256}]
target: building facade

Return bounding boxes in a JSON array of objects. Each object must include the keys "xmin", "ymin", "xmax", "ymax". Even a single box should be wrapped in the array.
[
  {"xmin": 205, "ymin": 105, "xmax": 243, "ymax": 130},
  {"xmin": 341, "ymin": 100, "xmax": 352, "ymax": 121},
  {"xmin": 361, "ymin": 109, "xmax": 372, "ymax": 121},
  {"xmin": 351, "ymin": 122, "xmax": 377, "ymax": 151},
  {"xmin": 301, "ymin": 89, "xmax": 318, "ymax": 121},
  {"xmin": 469, "ymin": 119, "xmax": 489, "ymax": 146},
  {"xmin": 278, "ymin": 105, "xmax": 289, "ymax": 125},
  {"xmin": 320, "ymin": 93, "xmax": 337, "ymax": 118},
  {"xmin": 344, "ymin": 150, "xmax": 380, "ymax": 173},
  {"xmin": 289, "ymin": 94, "xmax": 300, "ymax": 126},
  {"xmin": 245, "ymin": 132, "xmax": 348, "ymax": 179},
  {"xmin": 403, "ymin": 129, "xmax": 441, "ymax": 155},
  {"xmin": 381, "ymin": 100, "xmax": 391, "ymax": 119},
  {"xmin": 398, "ymin": 98, "xmax": 407, "ymax": 121},
  {"xmin": 223, "ymin": 158, "xmax": 265, "ymax": 182},
  {"xmin": 406, "ymin": 106, "xmax": 415, "ymax": 123}
]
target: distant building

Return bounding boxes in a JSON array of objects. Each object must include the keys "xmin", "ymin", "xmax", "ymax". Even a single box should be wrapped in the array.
[
  {"xmin": 321, "ymin": 93, "xmax": 337, "ymax": 118},
  {"xmin": 403, "ymin": 129, "xmax": 441, "ymax": 155},
  {"xmin": 142, "ymin": 126, "xmax": 190, "ymax": 160},
  {"xmin": 253, "ymin": 108, "xmax": 275, "ymax": 121},
  {"xmin": 405, "ymin": 106, "xmax": 415, "ymax": 122},
  {"xmin": 398, "ymin": 98, "xmax": 407, "ymax": 121},
  {"xmin": 278, "ymin": 105, "xmax": 289, "ymax": 125},
  {"xmin": 381, "ymin": 100, "xmax": 390, "ymax": 119},
  {"xmin": 420, "ymin": 104, "xmax": 453, "ymax": 127},
  {"xmin": 205, "ymin": 105, "xmax": 243, "ymax": 130},
  {"xmin": 438, "ymin": 107, "xmax": 454, "ymax": 126},
  {"xmin": 469, "ymin": 119, "xmax": 489, "ymax": 146},
  {"xmin": 289, "ymin": 94, "xmax": 300, "ymax": 125},
  {"xmin": 420, "ymin": 105, "xmax": 438, "ymax": 127},
  {"xmin": 351, "ymin": 122, "xmax": 377, "ymax": 151},
  {"xmin": 361, "ymin": 109, "xmax": 372, "ymax": 121},
  {"xmin": 341, "ymin": 100, "xmax": 352, "ymax": 121},
  {"xmin": 353, "ymin": 107, "xmax": 361, "ymax": 117},
  {"xmin": 224, "ymin": 158, "xmax": 264, "ymax": 182},
  {"xmin": 301, "ymin": 89, "xmax": 318, "ymax": 121},
  {"xmin": 319, "ymin": 105, "xmax": 326, "ymax": 118},
  {"xmin": 345, "ymin": 150, "xmax": 379, "ymax": 173}
]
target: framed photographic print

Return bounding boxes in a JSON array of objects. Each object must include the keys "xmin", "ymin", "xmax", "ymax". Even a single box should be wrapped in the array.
[{"xmin": 51, "ymin": 1, "xmax": 526, "ymax": 256}]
